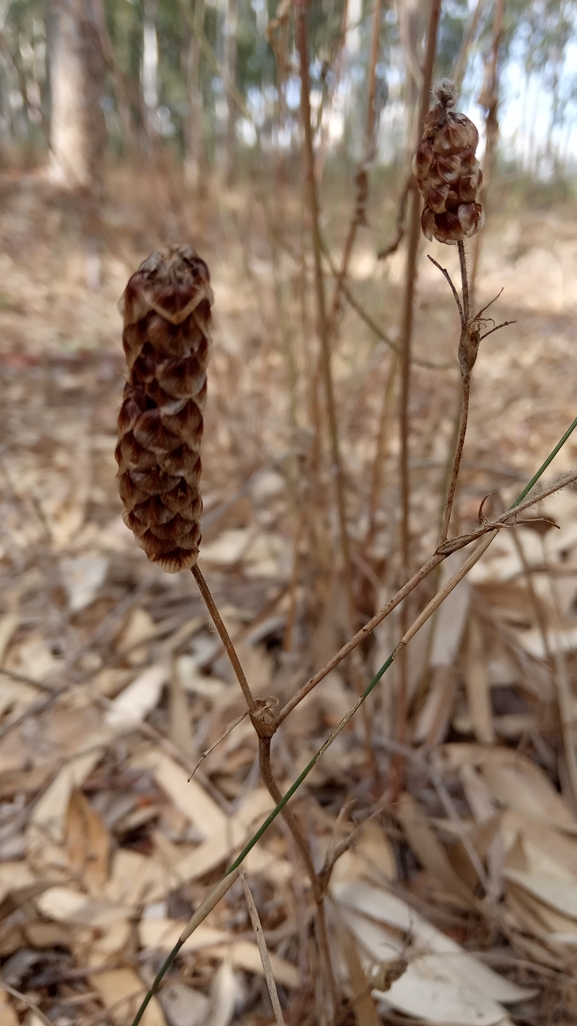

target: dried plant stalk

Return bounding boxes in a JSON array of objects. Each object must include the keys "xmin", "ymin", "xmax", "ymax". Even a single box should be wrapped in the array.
[{"xmin": 115, "ymin": 245, "xmax": 213, "ymax": 573}]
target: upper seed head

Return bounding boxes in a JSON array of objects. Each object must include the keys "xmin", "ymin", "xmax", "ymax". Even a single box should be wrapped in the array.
[{"xmin": 414, "ymin": 80, "xmax": 484, "ymax": 245}]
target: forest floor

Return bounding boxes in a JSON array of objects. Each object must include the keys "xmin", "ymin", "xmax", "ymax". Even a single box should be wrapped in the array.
[{"xmin": 2, "ymin": 161, "xmax": 577, "ymax": 1026}]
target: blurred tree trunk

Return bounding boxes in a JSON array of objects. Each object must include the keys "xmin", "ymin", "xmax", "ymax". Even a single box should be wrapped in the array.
[
  {"xmin": 184, "ymin": 0, "xmax": 205, "ymax": 191},
  {"xmin": 397, "ymin": 0, "xmax": 431, "ymax": 148},
  {"xmin": 48, "ymin": 0, "xmax": 105, "ymax": 193},
  {"xmin": 142, "ymin": 0, "xmax": 158, "ymax": 137},
  {"xmin": 223, "ymin": 0, "xmax": 237, "ymax": 185}
]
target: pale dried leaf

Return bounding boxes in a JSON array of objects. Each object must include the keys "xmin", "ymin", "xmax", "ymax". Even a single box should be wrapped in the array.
[
  {"xmin": 168, "ymin": 657, "xmax": 195, "ymax": 758},
  {"xmin": 159, "ymin": 983, "xmax": 209, "ymax": 1026},
  {"xmin": 413, "ymin": 665, "xmax": 456, "ymax": 746},
  {"xmin": 439, "ymin": 745, "xmax": 576, "ymax": 829},
  {"xmin": 503, "ymin": 868, "xmax": 577, "ymax": 918},
  {"xmin": 430, "ymin": 553, "xmax": 471, "ymax": 667},
  {"xmin": 106, "ymin": 663, "xmax": 168, "ymax": 730},
  {"xmin": 148, "ymin": 752, "xmax": 226, "ymax": 837},
  {"xmin": 173, "ymin": 788, "xmax": 274, "ymax": 883},
  {"xmin": 59, "ymin": 555, "xmax": 108, "ymax": 613},
  {"xmin": 65, "ymin": 789, "xmax": 110, "ymax": 890},
  {"xmin": 0, "ymin": 614, "xmax": 19, "ymax": 665},
  {"xmin": 460, "ymin": 765, "xmax": 496, "ymax": 823},
  {"xmin": 200, "ymin": 529, "xmax": 251, "ymax": 565},
  {"xmin": 0, "ymin": 989, "xmax": 18, "ymax": 1026},
  {"xmin": 204, "ymin": 962, "xmax": 236, "ymax": 1026},
  {"xmin": 28, "ymin": 730, "xmax": 111, "ymax": 846},
  {"xmin": 89, "ymin": 968, "xmax": 165, "ymax": 1026},
  {"xmin": 397, "ymin": 792, "xmax": 474, "ymax": 904},
  {"xmin": 337, "ymin": 920, "xmax": 380, "ymax": 1026},
  {"xmin": 36, "ymin": 886, "xmax": 131, "ymax": 926},
  {"xmin": 139, "ymin": 921, "xmax": 300, "ymax": 988},
  {"xmin": 463, "ymin": 618, "xmax": 494, "ymax": 744},
  {"xmin": 116, "ymin": 607, "xmax": 156, "ymax": 665},
  {"xmin": 332, "ymin": 881, "xmax": 535, "ymax": 1003}
]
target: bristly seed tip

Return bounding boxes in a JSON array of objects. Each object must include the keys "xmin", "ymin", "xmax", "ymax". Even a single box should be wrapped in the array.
[{"xmin": 434, "ymin": 79, "xmax": 457, "ymax": 109}]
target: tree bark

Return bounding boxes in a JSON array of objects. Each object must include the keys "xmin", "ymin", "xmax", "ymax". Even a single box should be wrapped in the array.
[{"xmin": 48, "ymin": 0, "xmax": 106, "ymax": 193}]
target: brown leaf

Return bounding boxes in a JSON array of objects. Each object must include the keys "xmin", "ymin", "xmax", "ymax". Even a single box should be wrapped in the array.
[{"xmin": 65, "ymin": 789, "xmax": 110, "ymax": 890}]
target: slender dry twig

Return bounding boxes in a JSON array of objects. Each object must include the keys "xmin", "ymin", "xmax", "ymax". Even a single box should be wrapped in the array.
[
  {"xmin": 188, "ymin": 709, "xmax": 249, "ymax": 779},
  {"xmin": 453, "ymin": 0, "xmax": 485, "ymax": 97},
  {"xmin": 240, "ymin": 872, "xmax": 286, "ymax": 1026},
  {"xmin": 470, "ymin": 0, "xmax": 505, "ymax": 304},
  {"xmin": 296, "ymin": 0, "xmax": 377, "ymax": 776},
  {"xmin": 436, "ymin": 252, "xmax": 512, "ymax": 544},
  {"xmin": 295, "ymin": 0, "xmax": 355, "ymax": 634},
  {"xmin": 0, "ymin": 981, "xmax": 53, "ymax": 1026},
  {"xmin": 396, "ymin": 0, "xmax": 442, "ymax": 788},
  {"xmin": 191, "ymin": 564, "xmax": 258, "ymax": 715}
]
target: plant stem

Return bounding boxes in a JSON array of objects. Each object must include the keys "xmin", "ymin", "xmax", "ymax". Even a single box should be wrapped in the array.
[
  {"xmin": 395, "ymin": 0, "xmax": 442, "ymax": 790},
  {"xmin": 258, "ymin": 736, "xmax": 339, "ymax": 1015},
  {"xmin": 440, "ymin": 372, "xmax": 471, "ymax": 543},
  {"xmin": 469, "ymin": 0, "xmax": 505, "ymax": 306},
  {"xmin": 296, "ymin": 0, "xmax": 377, "ymax": 770},
  {"xmin": 439, "ymin": 242, "xmax": 472, "ymax": 545},
  {"xmin": 295, "ymin": 0, "xmax": 354, "ymax": 615},
  {"xmin": 192, "ymin": 561, "xmax": 338, "ymax": 1016},
  {"xmin": 191, "ymin": 564, "xmax": 258, "ymax": 716}
]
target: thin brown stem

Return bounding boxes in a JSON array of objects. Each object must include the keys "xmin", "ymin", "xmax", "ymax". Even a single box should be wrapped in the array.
[
  {"xmin": 469, "ymin": 0, "xmax": 505, "ymax": 305},
  {"xmin": 395, "ymin": 0, "xmax": 442, "ymax": 791},
  {"xmin": 327, "ymin": 0, "xmax": 381, "ymax": 331},
  {"xmin": 296, "ymin": 0, "xmax": 354, "ymax": 620},
  {"xmin": 440, "ymin": 242, "xmax": 472, "ymax": 545},
  {"xmin": 296, "ymin": 0, "xmax": 377, "ymax": 769},
  {"xmin": 259, "ymin": 735, "xmax": 339, "ymax": 1017},
  {"xmin": 192, "ymin": 564, "xmax": 338, "ymax": 1016},
  {"xmin": 458, "ymin": 239, "xmax": 470, "ymax": 322},
  {"xmin": 440, "ymin": 372, "xmax": 471, "ymax": 543},
  {"xmin": 191, "ymin": 564, "xmax": 258, "ymax": 715}
]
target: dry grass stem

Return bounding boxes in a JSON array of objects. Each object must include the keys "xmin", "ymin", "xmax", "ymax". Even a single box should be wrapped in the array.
[{"xmin": 240, "ymin": 872, "xmax": 286, "ymax": 1026}]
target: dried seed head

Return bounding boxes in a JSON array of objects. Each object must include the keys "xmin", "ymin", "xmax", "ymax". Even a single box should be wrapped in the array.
[
  {"xmin": 115, "ymin": 245, "xmax": 213, "ymax": 573},
  {"xmin": 413, "ymin": 80, "xmax": 484, "ymax": 245}
]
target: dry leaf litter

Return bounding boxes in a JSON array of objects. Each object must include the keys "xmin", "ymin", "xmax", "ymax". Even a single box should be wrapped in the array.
[{"xmin": 1, "ymin": 168, "xmax": 577, "ymax": 1025}]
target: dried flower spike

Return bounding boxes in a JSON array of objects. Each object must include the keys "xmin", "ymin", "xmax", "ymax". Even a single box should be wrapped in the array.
[
  {"xmin": 115, "ymin": 245, "xmax": 213, "ymax": 573},
  {"xmin": 412, "ymin": 79, "xmax": 484, "ymax": 245}
]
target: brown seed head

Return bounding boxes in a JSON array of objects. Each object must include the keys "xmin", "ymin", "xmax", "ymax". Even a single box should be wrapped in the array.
[
  {"xmin": 413, "ymin": 80, "xmax": 484, "ymax": 245},
  {"xmin": 115, "ymin": 245, "xmax": 213, "ymax": 573}
]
